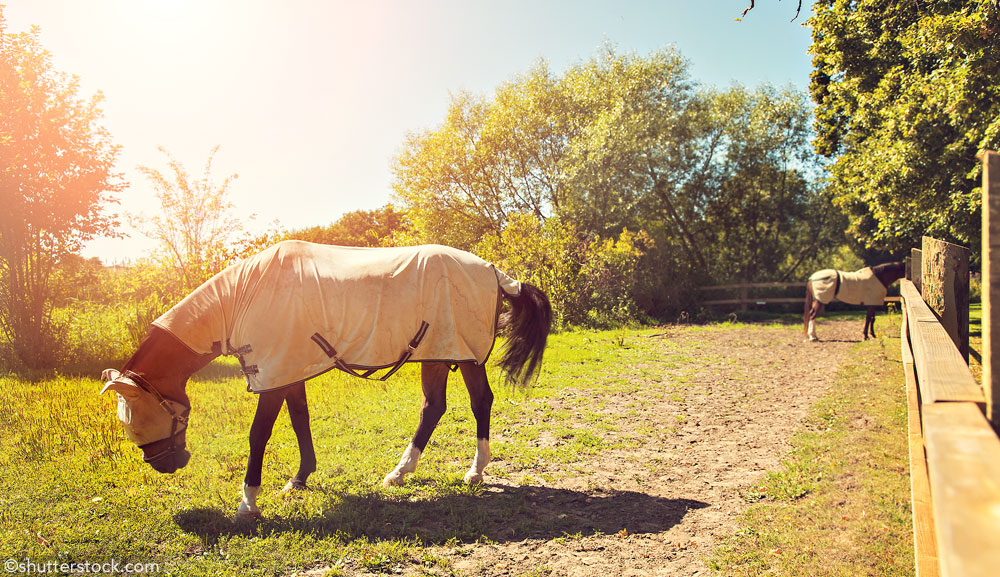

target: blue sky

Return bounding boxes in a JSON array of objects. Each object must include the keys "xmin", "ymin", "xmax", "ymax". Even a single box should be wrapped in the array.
[{"xmin": 4, "ymin": 1, "xmax": 815, "ymax": 262}]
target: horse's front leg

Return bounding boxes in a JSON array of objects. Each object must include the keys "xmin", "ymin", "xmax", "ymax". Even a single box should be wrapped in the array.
[
  {"xmin": 383, "ymin": 362, "xmax": 449, "ymax": 487},
  {"xmin": 283, "ymin": 381, "xmax": 316, "ymax": 491},
  {"xmin": 459, "ymin": 362, "xmax": 493, "ymax": 484},
  {"xmin": 237, "ymin": 389, "xmax": 285, "ymax": 517}
]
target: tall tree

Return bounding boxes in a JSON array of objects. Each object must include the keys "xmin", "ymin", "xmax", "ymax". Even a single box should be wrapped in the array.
[
  {"xmin": 0, "ymin": 10, "xmax": 124, "ymax": 368},
  {"xmin": 393, "ymin": 46, "xmax": 837, "ymax": 317},
  {"xmin": 135, "ymin": 146, "xmax": 240, "ymax": 292},
  {"xmin": 810, "ymin": 0, "xmax": 1000, "ymax": 252},
  {"xmin": 392, "ymin": 46, "xmax": 696, "ymax": 249},
  {"xmin": 696, "ymin": 85, "xmax": 842, "ymax": 283},
  {"xmin": 393, "ymin": 63, "xmax": 566, "ymax": 249}
]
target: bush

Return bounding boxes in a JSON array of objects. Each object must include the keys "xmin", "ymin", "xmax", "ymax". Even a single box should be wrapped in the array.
[{"xmin": 475, "ymin": 213, "xmax": 650, "ymax": 328}]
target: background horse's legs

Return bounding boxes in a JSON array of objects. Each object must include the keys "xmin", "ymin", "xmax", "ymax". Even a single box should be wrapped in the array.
[
  {"xmin": 459, "ymin": 362, "xmax": 493, "ymax": 484},
  {"xmin": 283, "ymin": 381, "xmax": 316, "ymax": 491},
  {"xmin": 383, "ymin": 362, "xmax": 449, "ymax": 486},
  {"xmin": 864, "ymin": 306, "xmax": 877, "ymax": 340},
  {"xmin": 806, "ymin": 301, "xmax": 823, "ymax": 341},
  {"xmin": 238, "ymin": 389, "xmax": 285, "ymax": 517},
  {"xmin": 804, "ymin": 280, "xmax": 822, "ymax": 341}
]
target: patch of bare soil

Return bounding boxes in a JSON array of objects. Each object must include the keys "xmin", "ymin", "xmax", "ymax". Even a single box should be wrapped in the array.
[{"xmin": 434, "ymin": 319, "xmax": 863, "ymax": 576}]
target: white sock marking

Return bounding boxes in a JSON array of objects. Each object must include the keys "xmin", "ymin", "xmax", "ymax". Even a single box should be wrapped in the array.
[
  {"xmin": 463, "ymin": 438, "xmax": 491, "ymax": 484},
  {"xmin": 236, "ymin": 483, "xmax": 262, "ymax": 517},
  {"xmin": 382, "ymin": 443, "xmax": 422, "ymax": 487}
]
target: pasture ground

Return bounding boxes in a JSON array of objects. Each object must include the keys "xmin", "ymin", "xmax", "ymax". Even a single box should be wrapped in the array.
[{"xmin": 0, "ymin": 315, "xmax": 912, "ymax": 576}]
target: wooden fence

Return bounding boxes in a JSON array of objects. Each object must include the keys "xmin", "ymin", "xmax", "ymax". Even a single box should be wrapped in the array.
[
  {"xmin": 696, "ymin": 282, "xmax": 805, "ymax": 308},
  {"xmin": 697, "ymin": 282, "xmax": 900, "ymax": 309},
  {"xmin": 901, "ymin": 151, "xmax": 1000, "ymax": 577}
]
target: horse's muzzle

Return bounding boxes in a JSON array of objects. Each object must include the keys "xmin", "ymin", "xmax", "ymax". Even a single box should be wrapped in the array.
[{"xmin": 145, "ymin": 448, "xmax": 191, "ymax": 474}]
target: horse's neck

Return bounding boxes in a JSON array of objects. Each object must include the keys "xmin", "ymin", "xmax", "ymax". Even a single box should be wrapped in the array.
[
  {"xmin": 123, "ymin": 326, "xmax": 215, "ymax": 402},
  {"xmin": 874, "ymin": 263, "xmax": 905, "ymax": 288}
]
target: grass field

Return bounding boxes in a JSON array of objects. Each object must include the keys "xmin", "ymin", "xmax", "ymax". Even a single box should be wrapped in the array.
[{"xmin": 0, "ymin": 318, "xmax": 913, "ymax": 576}]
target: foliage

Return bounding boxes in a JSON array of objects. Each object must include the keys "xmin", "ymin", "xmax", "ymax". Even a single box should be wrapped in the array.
[
  {"xmin": 392, "ymin": 63, "xmax": 567, "ymax": 249},
  {"xmin": 134, "ymin": 146, "xmax": 242, "ymax": 292},
  {"xmin": 809, "ymin": 0, "xmax": 1000, "ymax": 253},
  {"xmin": 0, "ymin": 9, "xmax": 124, "ymax": 368},
  {"xmin": 283, "ymin": 204, "xmax": 411, "ymax": 247},
  {"xmin": 689, "ymin": 85, "xmax": 846, "ymax": 284},
  {"xmin": 475, "ymin": 213, "xmax": 650, "ymax": 328},
  {"xmin": 394, "ymin": 45, "xmax": 844, "ymax": 319}
]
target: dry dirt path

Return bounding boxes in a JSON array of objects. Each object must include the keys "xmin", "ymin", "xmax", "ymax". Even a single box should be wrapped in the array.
[{"xmin": 432, "ymin": 319, "xmax": 863, "ymax": 577}]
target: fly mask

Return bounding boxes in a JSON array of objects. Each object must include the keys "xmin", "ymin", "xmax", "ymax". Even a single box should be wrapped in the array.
[{"xmin": 101, "ymin": 369, "xmax": 191, "ymax": 473}]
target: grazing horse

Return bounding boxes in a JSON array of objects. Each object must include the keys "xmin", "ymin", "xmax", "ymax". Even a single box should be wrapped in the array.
[
  {"xmin": 803, "ymin": 261, "xmax": 905, "ymax": 341},
  {"xmin": 101, "ymin": 241, "xmax": 551, "ymax": 517}
]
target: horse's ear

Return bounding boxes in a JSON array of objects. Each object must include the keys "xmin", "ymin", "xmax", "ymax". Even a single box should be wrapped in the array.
[{"xmin": 100, "ymin": 379, "xmax": 142, "ymax": 401}]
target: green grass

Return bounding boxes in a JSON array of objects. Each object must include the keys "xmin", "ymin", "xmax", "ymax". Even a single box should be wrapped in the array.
[
  {"xmin": 0, "ymin": 315, "xmax": 913, "ymax": 576},
  {"xmin": 707, "ymin": 314, "xmax": 913, "ymax": 577},
  {"xmin": 0, "ymin": 327, "xmax": 673, "ymax": 576}
]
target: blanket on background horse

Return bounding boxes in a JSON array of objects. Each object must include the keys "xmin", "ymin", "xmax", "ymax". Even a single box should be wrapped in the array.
[
  {"xmin": 153, "ymin": 241, "xmax": 521, "ymax": 392},
  {"xmin": 808, "ymin": 267, "xmax": 886, "ymax": 307}
]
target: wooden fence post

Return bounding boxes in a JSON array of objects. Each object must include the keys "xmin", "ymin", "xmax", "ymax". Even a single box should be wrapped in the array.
[
  {"xmin": 921, "ymin": 237, "xmax": 970, "ymax": 362},
  {"xmin": 981, "ymin": 150, "xmax": 1000, "ymax": 431},
  {"xmin": 912, "ymin": 249, "xmax": 923, "ymax": 292}
]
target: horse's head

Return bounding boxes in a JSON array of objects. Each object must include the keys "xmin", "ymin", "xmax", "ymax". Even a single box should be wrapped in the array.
[
  {"xmin": 873, "ymin": 261, "xmax": 907, "ymax": 286},
  {"xmin": 101, "ymin": 369, "xmax": 191, "ymax": 474}
]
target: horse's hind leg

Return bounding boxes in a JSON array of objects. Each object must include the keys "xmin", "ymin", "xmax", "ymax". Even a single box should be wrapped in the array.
[
  {"xmin": 283, "ymin": 381, "xmax": 316, "ymax": 491},
  {"xmin": 238, "ymin": 389, "xmax": 285, "ymax": 517},
  {"xmin": 804, "ymin": 281, "xmax": 822, "ymax": 341},
  {"xmin": 459, "ymin": 362, "xmax": 493, "ymax": 484},
  {"xmin": 383, "ymin": 362, "xmax": 449, "ymax": 487},
  {"xmin": 864, "ymin": 307, "xmax": 877, "ymax": 340},
  {"xmin": 806, "ymin": 301, "xmax": 823, "ymax": 341}
]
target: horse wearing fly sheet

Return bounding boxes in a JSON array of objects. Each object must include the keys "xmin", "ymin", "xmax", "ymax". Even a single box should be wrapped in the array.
[
  {"xmin": 101, "ymin": 241, "xmax": 551, "ymax": 517},
  {"xmin": 803, "ymin": 261, "xmax": 905, "ymax": 341}
]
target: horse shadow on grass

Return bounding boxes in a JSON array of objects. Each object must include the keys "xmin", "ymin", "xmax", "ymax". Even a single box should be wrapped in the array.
[{"xmin": 174, "ymin": 484, "xmax": 708, "ymax": 546}]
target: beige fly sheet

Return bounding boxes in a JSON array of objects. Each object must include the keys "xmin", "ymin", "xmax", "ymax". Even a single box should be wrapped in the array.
[
  {"xmin": 809, "ymin": 267, "xmax": 887, "ymax": 307},
  {"xmin": 152, "ymin": 241, "xmax": 521, "ymax": 392}
]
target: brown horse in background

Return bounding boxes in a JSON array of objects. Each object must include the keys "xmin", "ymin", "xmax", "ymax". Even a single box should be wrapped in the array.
[{"xmin": 803, "ymin": 262, "xmax": 905, "ymax": 341}]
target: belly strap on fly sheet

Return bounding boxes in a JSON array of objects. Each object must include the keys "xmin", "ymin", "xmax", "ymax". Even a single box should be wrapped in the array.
[{"xmin": 311, "ymin": 321, "xmax": 430, "ymax": 381}]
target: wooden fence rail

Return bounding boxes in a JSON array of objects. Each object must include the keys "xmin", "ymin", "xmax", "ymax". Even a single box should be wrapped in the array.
[
  {"xmin": 901, "ymin": 154, "xmax": 1000, "ymax": 577},
  {"xmin": 901, "ymin": 278, "xmax": 1000, "ymax": 577},
  {"xmin": 696, "ymin": 282, "xmax": 900, "ymax": 308}
]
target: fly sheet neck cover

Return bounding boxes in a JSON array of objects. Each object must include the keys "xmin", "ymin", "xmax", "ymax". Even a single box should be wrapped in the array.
[
  {"xmin": 152, "ymin": 241, "xmax": 521, "ymax": 392},
  {"xmin": 809, "ymin": 267, "xmax": 887, "ymax": 307}
]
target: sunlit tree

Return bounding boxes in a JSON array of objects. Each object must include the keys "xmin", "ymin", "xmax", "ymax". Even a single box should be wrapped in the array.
[
  {"xmin": 0, "ymin": 10, "xmax": 124, "ymax": 368},
  {"xmin": 810, "ymin": 0, "xmax": 1000, "ymax": 252}
]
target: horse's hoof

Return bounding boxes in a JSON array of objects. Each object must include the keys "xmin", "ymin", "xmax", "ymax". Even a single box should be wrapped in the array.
[
  {"xmin": 282, "ymin": 479, "xmax": 307, "ymax": 492},
  {"xmin": 463, "ymin": 471, "xmax": 484, "ymax": 485},
  {"xmin": 382, "ymin": 471, "xmax": 405, "ymax": 487},
  {"xmin": 234, "ymin": 503, "xmax": 261, "ymax": 519},
  {"xmin": 805, "ymin": 337, "xmax": 819, "ymax": 342}
]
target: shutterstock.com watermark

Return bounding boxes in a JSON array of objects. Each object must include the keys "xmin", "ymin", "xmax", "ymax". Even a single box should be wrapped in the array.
[{"xmin": 4, "ymin": 558, "xmax": 161, "ymax": 575}]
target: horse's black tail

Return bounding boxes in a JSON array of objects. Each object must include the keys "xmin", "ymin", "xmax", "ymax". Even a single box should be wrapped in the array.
[{"xmin": 497, "ymin": 282, "xmax": 552, "ymax": 387}]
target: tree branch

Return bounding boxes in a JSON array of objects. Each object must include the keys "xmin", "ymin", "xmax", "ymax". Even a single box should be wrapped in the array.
[{"xmin": 741, "ymin": 0, "xmax": 803, "ymax": 22}]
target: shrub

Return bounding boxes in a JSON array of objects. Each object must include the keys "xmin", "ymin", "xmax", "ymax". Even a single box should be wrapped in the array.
[{"xmin": 475, "ymin": 213, "xmax": 649, "ymax": 328}]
